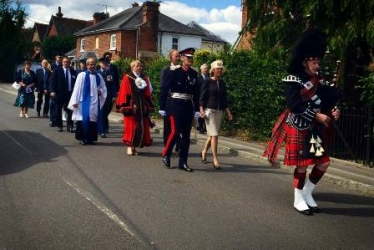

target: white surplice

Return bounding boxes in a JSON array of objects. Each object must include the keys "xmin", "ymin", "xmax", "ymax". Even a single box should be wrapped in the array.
[{"xmin": 68, "ymin": 72, "xmax": 107, "ymax": 122}]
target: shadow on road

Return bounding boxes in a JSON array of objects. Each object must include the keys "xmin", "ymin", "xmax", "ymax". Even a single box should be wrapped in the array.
[
  {"xmin": 0, "ymin": 130, "xmax": 68, "ymax": 175},
  {"xmin": 316, "ymin": 193, "xmax": 374, "ymax": 217}
]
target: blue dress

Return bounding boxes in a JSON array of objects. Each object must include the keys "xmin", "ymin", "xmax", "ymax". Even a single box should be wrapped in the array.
[{"xmin": 14, "ymin": 70, "xmax": 36, "ymax": 108}]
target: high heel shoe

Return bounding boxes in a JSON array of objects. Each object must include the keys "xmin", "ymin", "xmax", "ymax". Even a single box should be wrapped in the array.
[
  {"xmin": 213, "ymin": 162, "xmax": 221, "ymax": 170},
  {"xmin": 201, "ymin": 152, "xmax": 207, "ymax": 164}
]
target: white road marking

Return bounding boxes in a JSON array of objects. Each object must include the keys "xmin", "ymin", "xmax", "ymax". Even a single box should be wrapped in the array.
[{"xmin": 63, "ymin": 179, "xmax": 136, "ymax": 237}]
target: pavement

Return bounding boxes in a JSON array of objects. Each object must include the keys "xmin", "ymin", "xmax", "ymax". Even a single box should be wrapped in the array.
[{"xmin": 1, "ymin": 82, "xmax": 374, "ymax": 197}]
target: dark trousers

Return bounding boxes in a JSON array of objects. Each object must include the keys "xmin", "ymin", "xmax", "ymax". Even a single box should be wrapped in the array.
[
  {"xmin": 163, "ymin": 115, "xmax": 171, "ymax": 145},
  {"xmin": 102, "ymin": 97, "xmax": 114, "ymax": 131},
  {"xmin": 36, "ymin": 91, "xmax": 50, "ymax": 116},
  {"xmin": 162, "ymin": 114, "xmax": 193, "ymax": 165},
  {"xmin": 50, "ymin": 95, "xmax": 73, "ymax": 128}
]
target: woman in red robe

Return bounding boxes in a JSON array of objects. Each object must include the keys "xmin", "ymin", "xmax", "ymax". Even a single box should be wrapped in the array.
[{"xmin": 116, "ymin": 60, "xmax": 154, "ymax": 155}]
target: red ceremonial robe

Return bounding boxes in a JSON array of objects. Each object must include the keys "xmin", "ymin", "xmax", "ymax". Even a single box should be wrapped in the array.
[{"xmin": 116, "ymin": 72, "xmax": 154, "ymax": 147}]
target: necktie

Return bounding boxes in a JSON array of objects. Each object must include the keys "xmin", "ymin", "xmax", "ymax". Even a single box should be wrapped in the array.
[{"xmin": 65, "ymin": 69, "xmax": 71, "ymax": 91}]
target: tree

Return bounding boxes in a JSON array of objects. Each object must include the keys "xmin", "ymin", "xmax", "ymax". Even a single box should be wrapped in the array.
[
  {"xmin": 0, "ymin": 0, "xmax": 27, "ymax": 82},
  {"xmin": 244, "ymin": 0, "xmax": 374, "ymax": 106},
  {"xmin": 41, "ymin": 35, "xmax": 75, "ymax": 60}
]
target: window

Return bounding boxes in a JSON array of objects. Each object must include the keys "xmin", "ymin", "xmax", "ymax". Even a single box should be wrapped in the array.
[
  {"xmin": 80, "ymin": 38, "xmax": 85, "ymax": 52},
  {"xmin": 172, "ymin": 37, "xmax": 179, "ymax": 50},
  {"xmin": 95, "ymin": 37, "xmax": 99, "ymax": 49},
  {"xmin": 110, "ymin": 34, "xmax": 116, "ymax": 50}
]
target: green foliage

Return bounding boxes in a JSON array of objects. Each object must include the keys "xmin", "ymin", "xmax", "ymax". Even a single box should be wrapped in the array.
[
  {"xmin": 357, "ymin": 71, "xmax": 374, "ymax": 105},
  {"xmin": 219, "ymin": 50, "xmax": 286, "ymax": 140},
  {"xmin": 41, "ymin": 35, "xmax": 75, "ymax": 60},
  {"xmin": 0, "ymin": 0, "xmax": 27, "ymax": 81}
]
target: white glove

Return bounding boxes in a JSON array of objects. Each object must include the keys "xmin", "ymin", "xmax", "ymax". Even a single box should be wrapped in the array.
[
  {"xmin": 194, "ymin": 112, "xmax": 200, "ymax": 119},
  {"xmin": 159, "ymin": 110, "xmax": 166, "ymax": 117}
]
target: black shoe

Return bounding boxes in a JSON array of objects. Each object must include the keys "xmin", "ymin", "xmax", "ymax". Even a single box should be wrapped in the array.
[
  {"xmin": 49, "ymin": 121, "xmax": 55, "ymax": 127},
  {"xmin": 37, "ymin": 111, "xmax": 40, "ymax": 117},
  {"xmin": 58, "ymin": 127, "xmax": 63, "ymax": 132},
  {"xmin": 162, "ymin": 156, "xmax": 170, "ymax": 168},
  {"xmin": 179, "ymin": 163, "xmax": 193, "ymax": 172},
  {"xmin": 100, "ymin": 133, "xmax": 107, "ymax": 138},
  {"xmin": 80, "ymin": 140, "xmax": 87, "ymax": 145},
  {"xmin": 295, "ymin": 208, "xmax": 313, "ymax": 216},
  {"xmin": 308, "ymin": 205, "xmax": 321, "ymax": 213},
  {"xmin": 213, "ymin": 163, "xmax": 221, "ymax": 170}
]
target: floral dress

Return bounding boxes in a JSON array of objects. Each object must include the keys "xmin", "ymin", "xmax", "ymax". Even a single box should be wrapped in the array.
[{"xmin": 14, "ymin": 70, "xmax": 36, "ymax": 108}]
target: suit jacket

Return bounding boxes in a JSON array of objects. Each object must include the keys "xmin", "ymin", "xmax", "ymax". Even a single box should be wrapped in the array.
[
  {"xmin": 35, "ymin": 68, "xmax": 51, "ymax": 92},
  {"xmin": 51, "ymin": 62, "xmax": 61, "ymax": 71},
  {"xmin": 50, "ymin": 66, "xmax": 77, "ymax": 102}
]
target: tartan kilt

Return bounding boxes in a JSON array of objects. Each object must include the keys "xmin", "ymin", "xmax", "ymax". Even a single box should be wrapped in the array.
[{"xmin": 284, "ymin": 123, "xmax": 330, "ymax": 167}]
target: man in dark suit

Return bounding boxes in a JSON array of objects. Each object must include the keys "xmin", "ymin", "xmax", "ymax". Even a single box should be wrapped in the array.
[
  {"xmin": 35, "ymin": 59, "xmax": 51, "ymax": 117},
  {"xmin": 76, "ymin": 59, "xmax": 87, "ymax": 75},
  {"xmin": 51, "ymin": 55, "xmax": 63, "ymax": 70},
  {"xmin": 50, "ymin": 57, "xmax": 77, "ymax": 132},
  {"xmin": 102, "ymin": 52, "xmax": 120, "ymax": 91},
  {"xmin": 196, "ymin": 63, "xmax": 209, "ymax": 134}
]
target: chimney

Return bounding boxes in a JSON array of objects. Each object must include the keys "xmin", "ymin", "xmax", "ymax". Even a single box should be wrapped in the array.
[
  {"xmin": 93, "ymin": 12, "xmax": 107, "ymax": 25},
  {"xmin": 132, "ymin": 2, "xmax": 140, "ymax": 7},
  {"xmin": 139, "ymin": 1, "xmax": 160, "ymax": 53},
  {"xmin": 142, "ymin": 1, "xmax": 160, "ymax": 25},
  {"xmin": 241, "ymin": 0, "xmax": 248, "ymax": 29},
  {"xmin": 56, "ymin": 6, "xmax": 63, "ymax": 18}
]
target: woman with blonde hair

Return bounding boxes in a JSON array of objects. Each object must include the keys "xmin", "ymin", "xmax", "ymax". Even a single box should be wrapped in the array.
[
  {"xmin": 14, "ymin": 60, "xmax": 36, "ymax": 118},
  {"xmin": 117, "ymin": 60, "xmax": 154, "ymax": 155},
  {"xmin": 199, "ymin": 60, "xmax": 233, "ymax": 170}
]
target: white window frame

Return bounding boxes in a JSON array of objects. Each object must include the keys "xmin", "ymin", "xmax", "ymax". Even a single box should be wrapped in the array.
[
  {"xmin": 110, "ymin": 34, "xmax": 117, "ymax": 50},
  {"xmin": 172, "ymin": 37, "xmax": 179, "ymax": 50},
  {"xmin": 80, "ymin": 38, "xmax": 85, "ymax": 52}
]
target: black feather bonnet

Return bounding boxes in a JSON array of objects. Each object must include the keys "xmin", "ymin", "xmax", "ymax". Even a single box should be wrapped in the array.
[{"xmin": 287, "ymin": 28, "xmax": 327, "ymax": 75}]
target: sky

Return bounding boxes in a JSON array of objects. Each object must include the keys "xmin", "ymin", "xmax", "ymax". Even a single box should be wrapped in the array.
[{"xmin": 22, "ymin": 0, "xmax": 242, "ymax": 45}]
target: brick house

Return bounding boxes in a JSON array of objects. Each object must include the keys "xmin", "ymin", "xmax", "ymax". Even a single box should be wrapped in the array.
[
  {"xmin": 30, "ymin": 23, "xmax": 48, "ymax": 60},
  {"xmin": 73, "ymin": 1, "xmax": 204, "ymax": 61},
  {"xmin": 232, "ymin": 0, "xmax": 253, "ymax": 51}
]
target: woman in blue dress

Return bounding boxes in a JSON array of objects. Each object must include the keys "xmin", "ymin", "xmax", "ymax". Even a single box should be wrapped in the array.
[{"xmin": 14, "ymin": 60, "xmax": 36, "ymax": 118}]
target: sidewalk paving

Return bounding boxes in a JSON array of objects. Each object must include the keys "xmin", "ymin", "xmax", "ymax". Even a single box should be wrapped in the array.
[{"xmin": 1, "ymin": 82, "xmax": 374, "ymax": 196}]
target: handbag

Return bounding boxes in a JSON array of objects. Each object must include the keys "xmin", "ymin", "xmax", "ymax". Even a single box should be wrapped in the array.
[{"xmin": 12, "ymin": 81, "xmax": 21, "ymax": 90}]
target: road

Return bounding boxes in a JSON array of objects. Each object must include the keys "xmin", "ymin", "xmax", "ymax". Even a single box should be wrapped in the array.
[{"xmin": 0, "ymin": 89, "xmax": 374, "ymax": 249}]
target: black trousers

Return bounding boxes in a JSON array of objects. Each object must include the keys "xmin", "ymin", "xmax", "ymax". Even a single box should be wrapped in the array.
[
  {"xmin": 49, "ymin": 95, "xmax": 73, "ymax": 128},
  {"xmin": 162, "ymin": 113, "xmax": 193, "ymax": 165},
  {"xmin": 36, "ymin": 91, "xmax": 50, "ymax": 116},
  {"xmin": 102, "ymin": 96, "xmax": 114, "ymax": 131}
]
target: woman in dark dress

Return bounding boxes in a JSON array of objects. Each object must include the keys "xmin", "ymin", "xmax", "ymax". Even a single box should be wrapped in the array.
[
  {"xmin": 199, "ymin": 60, "xmax": 233, "ymax": 170},
  {"xmin": 14, "ymin": 60, "xmax": 36, "ymax": 118}
]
